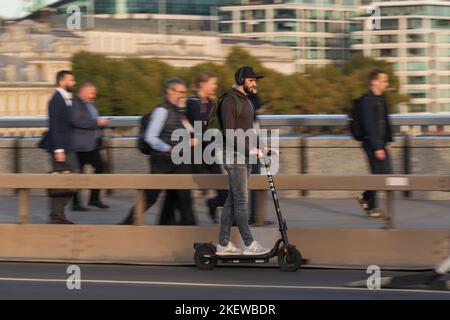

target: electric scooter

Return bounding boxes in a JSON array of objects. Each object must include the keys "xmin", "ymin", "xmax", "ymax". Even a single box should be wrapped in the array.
[{"xmin": 193, "ymin": 151, "xmax": 302, "ymax": 272}]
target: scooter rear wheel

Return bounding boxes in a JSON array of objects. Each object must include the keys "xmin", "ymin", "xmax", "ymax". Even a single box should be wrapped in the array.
[
  {"xmin": 278, "ymin": 248, "xmax": 302, "ymax": 272},
  {"xmin": 194, "ymin": 246, "xmax": 217, "ymax": 270}
]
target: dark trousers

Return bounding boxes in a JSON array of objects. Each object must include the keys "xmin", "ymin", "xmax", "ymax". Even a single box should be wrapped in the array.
[
  {"xmin": 72, "ymin": 149, "xmax": 105, "ymax": 205},
  {"xmin": 49, "ymin": 152, "xmax": 79, "ymax": 218},
  {"xmin": 362, "ymin": 143, "xmax": 392, "ymax": 209},
  {"xmin": 192, "ymin": 162, "xmax": 228, "ymax": 209},
  {"xmin": 128, "ymin": 154, "xmax": 196, "ymax": 225}
]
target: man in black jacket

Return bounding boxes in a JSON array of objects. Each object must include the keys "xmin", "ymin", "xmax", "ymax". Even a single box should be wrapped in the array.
[
  {"xmin": 357, "ymin": 69, "xmax": 393, "ymax": 218},
  {"xmin": 70, "ymin": 82, "xmax": 110, "ymax": 211},
  {"xmin": 46, "ymin": 70, "xmax": 79, "ymax": 224}
]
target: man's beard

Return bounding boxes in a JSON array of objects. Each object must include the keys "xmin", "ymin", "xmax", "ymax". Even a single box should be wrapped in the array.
[
  {"xmin": 65, "ymin": 85, "xmax": 75, "ymax": 93},
  {"xmin": 243, "ymin": 85, "xmax": 254, "ymax": 95}
]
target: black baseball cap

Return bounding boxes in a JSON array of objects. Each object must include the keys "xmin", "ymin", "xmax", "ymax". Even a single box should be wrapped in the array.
[{"xmin": 235, "ymin": 66, "xmax": 264, "ymax": 84}]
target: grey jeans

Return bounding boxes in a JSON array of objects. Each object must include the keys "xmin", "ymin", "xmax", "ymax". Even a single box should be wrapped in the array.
[{"xmin": 218, "ymin": 163, "xmax": 254, "ymax": 247}]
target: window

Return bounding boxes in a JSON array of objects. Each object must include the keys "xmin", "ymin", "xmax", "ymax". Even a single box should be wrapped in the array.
[
  {"xmin": 408, "ymin": 104, "xmax": 428, "ymax": 113},
  {"xmin": 407, "ymin": 61, "xmax": 428, "ymax": 71},
  {"xmin": 375, "ymin": 35, "xmax": 398, "ymax": 43},
  {"xmin": 252, "ymin": 10, "xmax": 265, "ymax": 20},
  {"xmin": 253, "ymin": 22, "xmax": 266, "ymax": 33},
  {"xmin": 350, "ymin": 36, "xmax": 363, "ymax": 45},
  {"xmin": 407, "ymin": 90, "xmax": 427, "ymax": 99},
  {"xmin": 437, "ymin": 48, "xmax": 450, "ymax": 57},
  {"xmin": 307, "ymin": 49, "xmax": 324, "ymax": 59},
  {"xmin": 219, "ymin": 11, "xmax": 232, "ymax": 21},
  {"xmin": 274, "ymin": 9, "xmax": 296, "ymax": 19},
  {"xmin": 326, "ymin": 49, "xmax": 344, "ymax": 60},
  {"xmin": 273, "ymin": 36, "xmax": 298, "ymax": 46},
  {"xmin": 381, "ymin": 19, "xmax": 398, "ymax": 30},
  {"xmin": 307, "ymin": 22, "xmax": 317, "ymax": 32},
  {"xmin": 407, "ymin": 76, "xmax": 427, "ymax": 85},
  {"xmin": 439, "ymin": 90, "xmax": 450, "ymax": 99},
  {"xmin": 305, "ymin": 10, "xmax": 319, "ymax": 20},
  {"xmin": 437, "ymin": 34, "xmax": 450, "ymax": 43},
  {"xmin": 349, "ymin": 22, "xmax": 363, "ymax": 32},
  {"xmin": 219, "ymin": 23, "xmax": 232, "ymax": 33},
  {"xmin": 307, "ymin": 37, "xmax": 321, "ymax": 47},
  {"xmin": 437, "ymin": 62, "xmax": 450, "ymax": 71},
  {"xmin": 439, "ymin": 103, "xmax": 450, "ymax": 112},
  {"xmin": 439, "ymin": 76, "xmax": 450, "ymax": 84},
  {"xmin": 432, "ymin": 20, "xmax": 450, "ymax": 29},
  {"xmin": 275, "ymin": 21, "xmax": 297, "ymax": 32},
  {"xmin": 407, "ymin": 48, "xmax": 426, "ymax": 57},
  {"xmin": 408, "ymin": 18, "xmax": 422, "ymax": 29},
  {"xmin": 373, "ymin": 49, "xmax": 397, "ymax": 57},
  {"xmin": 407, "ymin": 34, "xmax": 426, "ymax": 43}
]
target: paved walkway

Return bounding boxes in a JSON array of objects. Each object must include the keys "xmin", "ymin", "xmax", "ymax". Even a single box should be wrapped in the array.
[{"xmin": 1, "ymin": 194, "xmax": 449, "ymax": 229}]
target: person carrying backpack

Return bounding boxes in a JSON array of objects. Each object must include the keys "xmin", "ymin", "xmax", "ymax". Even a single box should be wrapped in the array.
[
  {"xmin": 211, "ymin": 66, "xmax": 272, "ymax": 256},
  {"xmin": 355, "ymin": 69, "xmax": 393, "ymax": 218},
  {"xmin": 121, "ymin": 77, "xmax": 197, "ymax": 225}
]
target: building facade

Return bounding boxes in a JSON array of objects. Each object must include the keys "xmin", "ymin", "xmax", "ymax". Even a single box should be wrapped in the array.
[{"xmin": 351, "ymin": 1, "xmax": 450, "ymax": 114}]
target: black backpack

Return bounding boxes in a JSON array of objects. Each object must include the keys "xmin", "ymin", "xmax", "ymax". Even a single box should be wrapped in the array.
[
  {"xmin": 137, "ymin": 111, "xmax": 153, "ymax": 155},
  {"xmin": 349, "ymin": 97, "xmax": 364, "ymax": 141}
]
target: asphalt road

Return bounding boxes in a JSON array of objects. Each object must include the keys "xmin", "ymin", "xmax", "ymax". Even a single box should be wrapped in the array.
[{"xmin": 0, "ymin": 262, "xmax": 449, "ymax": 300}]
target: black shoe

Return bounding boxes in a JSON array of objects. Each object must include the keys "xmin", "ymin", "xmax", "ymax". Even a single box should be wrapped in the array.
[
  {"xmin": 72, "ymin": 205, "xmax": 89, "ymax": 212},
  {"xmin": 88, "ymin": 201, "xmax": 110, "ymax": 209},
  {"xmin": 356, "ymin": 195, "xmax": 370, "ymax": 212},
  {"xmin": 49, "ymin": 214, "xmax": 74, "ymax": 224}
]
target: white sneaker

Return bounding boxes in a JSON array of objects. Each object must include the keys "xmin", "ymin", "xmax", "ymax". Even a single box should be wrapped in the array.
[
  {"xmin": 216, "ymin": 242, "xmax": 242, "ymax": 256},
  {"xmin": 243, "ymin": 241, "xmax": 270, "ymax": 256}
]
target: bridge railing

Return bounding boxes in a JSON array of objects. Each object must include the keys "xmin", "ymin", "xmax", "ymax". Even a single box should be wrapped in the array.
[
  {"xmin": 0, "ymin": 173, "xmax": 448, "ymax": 229},
  {"xmin": 2, "ymin": 114, "xmax": 450, "ymax": 128}
]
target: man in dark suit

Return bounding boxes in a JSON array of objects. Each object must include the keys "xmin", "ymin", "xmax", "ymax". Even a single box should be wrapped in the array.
[
  {"xmin": 46, "ymin": 70, "xmax": 79, "ymax": 224},
  {"xmin": 70, "ymin": 82, "xmax": 110, "ymax": 210}
]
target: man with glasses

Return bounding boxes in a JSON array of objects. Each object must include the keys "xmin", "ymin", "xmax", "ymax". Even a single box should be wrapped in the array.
[{"xmin": 121, "ymin": 77, "xmax": 196, "ymax": 225}]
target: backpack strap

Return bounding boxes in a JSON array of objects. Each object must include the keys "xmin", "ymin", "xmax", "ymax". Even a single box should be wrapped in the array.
[{"xmin": 224, "ymin": 90, "xmax": 243, "ymax": 118}]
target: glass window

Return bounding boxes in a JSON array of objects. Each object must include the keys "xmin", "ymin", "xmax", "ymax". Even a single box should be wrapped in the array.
[
  {"xmin": 273, "ymin": 36, "xmax": 298, "ymax": 46},
  {"xmin": 349, "ymin": 22, "xmax": 363, "ymax": 32},
  {"xmin": 439, "ymin": 76, "xmax": 450, "ymax": 84},
  {"xmin": 407, "ymin": 48, "xmax": 426, "ymax": 57},
  {"xmin": 432, "ymin": 20, "xmax": 450, "ymax": 29},
  {"xmin": 437, "ymin": 34, "xmax": 450, "ymax": 43},
  {"xmin": 274, "ymin": 9, "xmax": 296, "ymax": 19},
  {"xmin": 326, "ymin": 49, "xmax": 344, "ymax": 60},
  {"xmin": 253, "ymin": 22, "xmax": 266, "ymax": 33},
  {"xmin": 439, "ymin": 103, "xmax": 450, "ymax": 112},
  {"xmin": 307, "ymin": 37, "xmax": 320, "ymax": 47},
  {"xmin": 407, "ymin": 61, "xmax": 428, "ymax": 71},
  {"xmin": 219, "ymin": 11, "xmax": 232, "ymax": 21},
  {"xmin": 219, "ymin": 23, "xmax": 232, "ymax": 33},
  {"xmin": 437, "ymin": 62, "xmax": 450, "ymax": 71},
  {"xmin": 407, "ymin": 76, "xmax": 427, "ymax": 85},
  {"xmin": 407, "ymin": 34, "xmax": 426, "ymax": 43},
  {"xmin": 350, "ymin": 36, "xmax": 363, "ymax": 45},
  {"xmin": 437, "ymin": 48, "xmax": 450, "ymax": 57},
  {"xmin": 407, "ymin": 90, "xmax": 427, "ymax": 99},
  {"xmin": 408, "ymin": 104, "xmax": 428, "ymax": 113},
  {"xmin": 307, "ymin": 49, "xmax": 324, "ymax": 59},
  {"xmin": 374, "ymin": 34, "xmax": 398, "ymax": 43},
  {"xmin": 373, "ymin": 49, "xmax": 397, "ymax": 57},
  {"xmin": 252, "ymin": 10, "xmax": 265, "ymax": 20},
  {"xmin": 439, "ymin": 90, "xmax": 450, "ymax": 99},
  {"xmin": 307, "ymin": 22, "xmax": 317, "ymax": 32},
  {"xmin": 305, "ymin": 10, "xmax": 319, "ymax": 20},
  {"xmin": 381, "ymin": 19, "xmax": 398, "ymax": 30},
  {"xmin": 407, "ymin": 18, "xmax": 422, "ymax": 29},
  {"xmin": 275, "ymin": 21, "xmax": 297, "ymax": 32}
]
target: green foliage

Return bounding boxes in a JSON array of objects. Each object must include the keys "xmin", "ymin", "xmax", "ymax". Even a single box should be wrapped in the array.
[{"xmin": 72, "ymin": 49, "xmax": 409, "ymax": 116}]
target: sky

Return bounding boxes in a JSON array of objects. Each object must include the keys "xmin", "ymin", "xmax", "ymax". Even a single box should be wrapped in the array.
[{"xmin": 0, "ymin": 0, "xmax": 58, "ymax": 19}]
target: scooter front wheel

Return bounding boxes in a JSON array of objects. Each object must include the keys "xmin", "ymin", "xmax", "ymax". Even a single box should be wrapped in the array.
[
  {"xmin": 194, "ymin": 246, "xmax": 217, "ymax": 270},
  {"xmin": 278, "ymin": 248, "xmax": 302, "ymax": 272}
]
